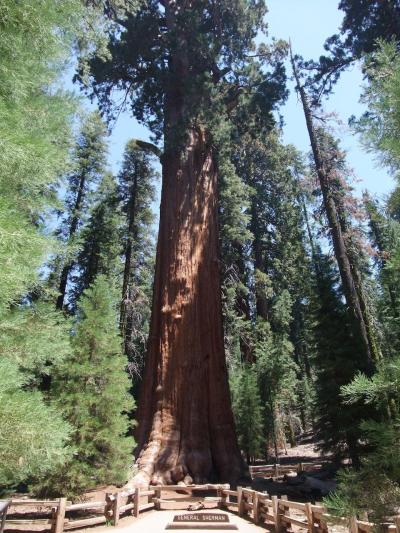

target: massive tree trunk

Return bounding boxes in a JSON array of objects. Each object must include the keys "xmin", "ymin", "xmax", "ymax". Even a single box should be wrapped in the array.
[{"xmin": 133, "ymin": 127, "xmax": 246, "ymax": 486}]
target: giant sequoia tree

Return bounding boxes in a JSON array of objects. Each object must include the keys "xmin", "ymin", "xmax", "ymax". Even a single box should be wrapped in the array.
[{"xmin": 80, "ymin": 0, "xmax": 281, "ymax": 485}]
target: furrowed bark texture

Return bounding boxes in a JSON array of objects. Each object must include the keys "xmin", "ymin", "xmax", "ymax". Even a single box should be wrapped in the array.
[{"xmin": 133, "ymin": 127, "xmax": 245, "ymax": 486}]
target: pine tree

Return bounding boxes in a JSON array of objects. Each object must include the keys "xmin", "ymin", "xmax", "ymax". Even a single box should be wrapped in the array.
[
  {"xmin": 292, "ymin": 49, "xmax": 381, "ymax": 373},
  {"xmin": 42, "ymin": 276, "xmax": 135, "ymax": 497},
  {"xmin": 310, "ymin": 249, "xmax": 371, "ymax": 464},
  {"xmin": 0, "ymin": 303, "xmax": 73, "ymax": 493},
  {"xmin": 0, "ymin": 0, "xmax": 93, "ymax": 493},
  {"xmin": 325, "ymin": 356, "xmax": 400, "ymax": 522},
  {"xmin": 71, "ymin": 171, "xmax": 122, "ymax": 307},
  {"xmin": 55, "ymin": 111, "xmax": 109, "ymax": 311},
  {"xmin": 0, "ymin": 358, "xmax": 71, "ymax": 494},
  {"xmin": 0, "ymin": 0, "xmax": 82, "ymax": 311},
  {"xmin": 118, "ymin": 141, "xmax": 156, "ymax": 375},
  {"xmin": 231, "ymin": 365, "xmax": 264, "ymax": 463}
]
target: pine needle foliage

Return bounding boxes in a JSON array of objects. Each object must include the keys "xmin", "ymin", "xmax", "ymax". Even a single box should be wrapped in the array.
[
  {"xmin": 0, "ymin": 0, "xmax": 82, "ymax": 311},
  {"xmin": 0, "ymin": 358, "xmax": 72, "ymax": 494},
  {"xmin": 41, "ymin": 275, "xmax": 135, "ymax": 497},
  {"xmin": 231, "ymin": 365, "xmax": 264, "ymax": 463}
]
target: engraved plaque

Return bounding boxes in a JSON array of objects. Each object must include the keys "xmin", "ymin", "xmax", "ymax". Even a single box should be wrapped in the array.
[{"xmin": 173, "ymin": 513, "xmax": 229, "ymax": 523}]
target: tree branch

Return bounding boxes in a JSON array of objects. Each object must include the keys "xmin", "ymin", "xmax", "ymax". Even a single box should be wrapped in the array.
[{"xmin": 132, "ymin": 139, "xmax": 163, "ymax": 159}]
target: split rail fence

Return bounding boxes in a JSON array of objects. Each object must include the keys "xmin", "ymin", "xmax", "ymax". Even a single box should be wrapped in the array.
[
  {"xmin": 249, "ymin": 462, "xmax": 327, "ymax": 478},
  {"xmin": 3, "ymin": 484, "xmax": 400, "ymax": 533}
]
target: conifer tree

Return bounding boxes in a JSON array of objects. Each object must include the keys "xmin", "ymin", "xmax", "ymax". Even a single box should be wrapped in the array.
[
  {"xmin": 55, "ymin": 111, "xmax": 109, "ymax": 311},
  {"xmin": 0, "ymin": 0, "xmax": 82, "ymax": 311},
  {"xmin": 0, "ymin": 0, "xmax": 93, "ymax": 493},
  {"xmin": 292, "ymin": 49, "xmax": 381, "ymax": 373},
  {"xmin": 231, "ymin": 365, "xmax": 264, "ymax": 463},
  {"xmin": 310, "ymin": 249, "xmax": 370, "ymax": 464},
  {"xmin": 0, "ymin": 304, "xmax": 73, "ymax": 493},
  {"xmin": 118, "ymin": 141, "xmax": 156, "ymax": 372},
  {"xmin": 71, "ymin": 172, "xmax": 122, "ymax": 306},
  {"xmin": 43, "ymin": 276, "xmax": 135, "ymax": 496},
  {"xmin": 79, "ymin": 0, "xmax": 288, "ymax": 484}
]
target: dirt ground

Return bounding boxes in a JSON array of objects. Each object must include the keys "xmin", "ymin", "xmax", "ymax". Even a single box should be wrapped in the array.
[{"xmin": 80, "ymin": 509, "xmax": 266, "ymax": 533}]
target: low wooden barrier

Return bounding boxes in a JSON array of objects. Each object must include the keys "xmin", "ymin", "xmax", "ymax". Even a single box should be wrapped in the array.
[
  {"xmin": 221, "ymin": 487, "xmax": 400, "ymax": 533},
  {"xmin": 0, "ymin": 502, "xmax": 10, "ymax": 533},
  {"xmin": 4, "ymin": 488, "xmax": 155, "ymax": 532},
  {"xmin": 249, "ymin": 462, "xmax": 327, "ymax": 478},
  {"xmin": 4, "ymin": 484, "xmax": 400, "ymax": 532}
]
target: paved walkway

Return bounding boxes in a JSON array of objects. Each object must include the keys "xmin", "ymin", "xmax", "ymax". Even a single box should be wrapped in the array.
[{"xmin": 82, "ymin": 510, "xmax": 265, "ymax": 533}]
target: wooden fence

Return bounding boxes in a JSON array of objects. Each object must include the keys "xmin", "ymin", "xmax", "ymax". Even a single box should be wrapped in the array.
[
  {"xmin": 249, "ymin": 462, "xmax": 327, "ymax": 478},
  {"xmin": 220, "ymin": 487, "xmax": 400, "ymax": 533},
  {"xmin": 0, "ymin": 502, "xmax": 10, "ymax": 533},
  {"xmin": 4, "ymin": 487, "xmax": 155, "ymax": 532},
  {"xmin": 4, "ymin": 484, "xmax": 400, "ymax": 533}
]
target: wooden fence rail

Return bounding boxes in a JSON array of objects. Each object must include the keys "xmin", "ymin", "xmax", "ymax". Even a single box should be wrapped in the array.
[
  {"xmin": 249, "ymin": 462, "xmax": 327, "ymax": 477},
  {"xmin": 4, "ymin": 484, "xmax": 400, "ymax": 533},
  {"xmin": 0, "ymin": 502, "xmax": 10, "ymax": 533}
]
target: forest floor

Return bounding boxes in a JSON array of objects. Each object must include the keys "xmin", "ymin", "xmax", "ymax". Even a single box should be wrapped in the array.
[{"xmin": 251, "ymin": 433, "xmax": 336, "ymax": 500}]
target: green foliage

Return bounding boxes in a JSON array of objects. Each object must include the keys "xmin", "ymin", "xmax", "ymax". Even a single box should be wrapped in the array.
[
  {"xmin": 0, "ymin": 300, "xmax": 75, "ymax": 493},
  {"xmin": 118, "ymin": 141, "xmax": 157, "ymax": 379},
  {"xmin": 0, "ymin": 304, "xmax": 72, "ymax": 384},
  {"xmin": 53, "ymin": 111, "xmax": 110, "ymax": 310},
  {"xmin": 302, "ymin": 0, "xmax": 400, "ymax": 99},
  {"xmin": 311, "ymin": 250, "xmax": 371, "ymax": 461},
  {"xmin": 325, "ymin": 357, "xmax": 400, "ymax": 522},
  {"xmin": 354, "ymin": 41, "xmax": 400, "ymax": 176},
  {"xmin": 231, "ymin": 365, "xmax": 264, "ymax": 461},
  {"xmin": 0, "ymin": 358, "xmax": 71, "ymax": 494},
  {"xmin": 0, "ymin": 0, "xmax": 83, "ymax": 311},
  {"xmin": 71, "ymin": 172, "xmax": 122, "ymax": 304},
  {"xmin": 40, "ymin": 275, "xmax": 135, "ymax": 497}
]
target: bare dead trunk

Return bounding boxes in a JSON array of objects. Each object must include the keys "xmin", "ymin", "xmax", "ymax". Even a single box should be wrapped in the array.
[{"xmin": 133, "ymin": 127, "xmax": 246, "ymax": 486}]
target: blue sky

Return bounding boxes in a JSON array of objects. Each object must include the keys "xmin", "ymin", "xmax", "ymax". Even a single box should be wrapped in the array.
[
  {"xmin": 78, "ymin": 1, "xmax": 395, "ymax": 201},
  {"xmin": 267, "ymin": 0, "xmax": 393, "ymax": 199}
]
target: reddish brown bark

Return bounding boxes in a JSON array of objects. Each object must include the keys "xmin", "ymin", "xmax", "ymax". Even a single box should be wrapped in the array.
[{"xmin": 133, "ymin": 127, "xmax": 246, "ymax": 486}]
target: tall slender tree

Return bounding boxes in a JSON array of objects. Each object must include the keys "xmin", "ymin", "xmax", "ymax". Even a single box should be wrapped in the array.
[
  {"xmin": 118, "ymin": 142, "xmax": 156, "ymax": 367},
  {"xmin": 291, "ymin": 49, "xmax": 380, "ymax": 372},
  {"xmin": 55, "ymin": 111, "xmax": 108, "ymax": 310},
  {"xmin": 71, "ymin": 171, "xmax": 122, "ymax": 306}
]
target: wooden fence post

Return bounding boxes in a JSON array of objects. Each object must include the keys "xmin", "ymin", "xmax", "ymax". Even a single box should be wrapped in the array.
[
  {"xmin": 253, "ymin": 491, "xmax": 260, "ymax": 525},
  {"xmin": 133, "ymin": 488, "xmax": 140, "ymax": 518},
  {"xmin": 105, "ymin": 493, "xmax": 112, "ymax": 523},
  {"xmin": 281, "ymin": 496, "xmax": 289, "ymax": 533},
  {"xmin": 217, "ymin": 487, "xmax": 227, "ymax": 509},
  {"xmin": 112, "ymin": 492, "xmax": 122, "ymax": 526},
  {"xmin": 394, "ymin": 516, "xmax": 400, "ymax": 533},
  {"xmin": 272, "ymin": 495, "xmax": 281, "ymax": 533},
  {"xmin": 0, "ymin": 502, "xmax": 9, "ymax": 533},
  {"xmin": 53, "ymin": 498, "xmax": 66, "ymax": 533},
  {"xmin": 237, "ymin": 487, "xmax": 245, "ymax": 517},
  {"xmin": 350, "ymin": 516, "xmax": 359, "ymax": 533},
  {"xmin": 305, "ymin": 502, "xmax": 314, "ymax": 533},
  {"xmin": 154, "ymin": 487, "xmax": 161, "ymax": 510}
]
